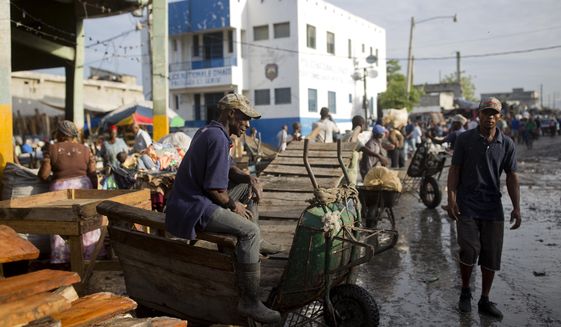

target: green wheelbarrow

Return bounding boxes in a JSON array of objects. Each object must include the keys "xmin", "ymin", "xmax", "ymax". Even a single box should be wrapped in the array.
[{"xmin": 261, "ymin": 139, "xmax": 396, "ymax": 326}]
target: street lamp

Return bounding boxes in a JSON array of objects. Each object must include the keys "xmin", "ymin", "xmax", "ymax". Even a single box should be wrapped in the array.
[
  {"xmin": 406, "ymin": 14, "xmax": 457, "ymax": 94},
  {"xmin": 352, "ymin": 54, "xmax": 378, "ymax": 124}
]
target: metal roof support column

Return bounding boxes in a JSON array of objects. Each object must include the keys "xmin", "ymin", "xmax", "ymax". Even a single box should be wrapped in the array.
[
  {"xmin": 151, "ymin": 0, "xmax": 169, "ymax": 141},
  {"xmin": 0, "ymin": 0, "xmax": 14, "ymax": 173},
  {"xmin": 65, "ymin": 17, "xmax": 85, "ymax": 130}
]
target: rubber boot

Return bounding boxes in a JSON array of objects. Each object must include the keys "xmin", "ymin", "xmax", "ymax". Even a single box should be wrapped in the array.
[
  {"xmin": 236, "ymin": 263, "xmax": 281, "ymax": 324},
  {"xmin": 260, "ymin": 239, "xmax": 283, "ymax": 255}
]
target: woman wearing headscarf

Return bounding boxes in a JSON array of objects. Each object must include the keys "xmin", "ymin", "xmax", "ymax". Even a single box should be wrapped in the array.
[{"xmin": 38, "ymin": 120, "xmax": 100, "ymax": 264}]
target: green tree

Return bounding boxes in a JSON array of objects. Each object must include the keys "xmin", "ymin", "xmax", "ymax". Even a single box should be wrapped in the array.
[
  {"xmin": 441, "ymin": 73, "xmax": 477, "ymax": 101},
  {"xmin": 378, "ymin": 60, "xmax": 422, "ymax": 111}
]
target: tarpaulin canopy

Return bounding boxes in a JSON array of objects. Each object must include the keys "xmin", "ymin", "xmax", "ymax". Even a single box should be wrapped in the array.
[{"xmin": 100, "ymin": 101, "xmax": 184, "ymax": 130}]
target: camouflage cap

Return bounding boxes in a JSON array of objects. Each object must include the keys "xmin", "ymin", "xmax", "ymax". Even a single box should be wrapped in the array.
[
  {"xmin": 218, "ymin": 93, "xmax": 262, "ymax": 119},
  {"xmin": 478, "ymin": 97, "xmax": 502, "ymax": 113}
]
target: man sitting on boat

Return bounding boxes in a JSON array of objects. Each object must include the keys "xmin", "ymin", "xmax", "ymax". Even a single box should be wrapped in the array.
[{"xmin": 165, "ymin": 93, "xmax": 281, "ymax": 324}]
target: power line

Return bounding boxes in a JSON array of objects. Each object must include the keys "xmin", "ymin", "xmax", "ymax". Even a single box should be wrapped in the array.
[
  {"xmin": 10, "ymin": 1, "xmax": 76, "ymax": 38},
  {"xmin": 388, "ymin": 44, "xmax": 561, "ymax": 61},
  {"xmin": 389, "ymin": 24, "xmax": 561, "ymax": 52}
]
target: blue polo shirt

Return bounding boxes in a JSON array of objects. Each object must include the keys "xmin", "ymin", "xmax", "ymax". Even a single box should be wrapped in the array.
[
  {"xmin": 452, "ymin": 127, "xmax": 517, "ymax": 220},
  {"xmin": 165, "ymin": 121, "xmax": 231, "ymax": 239}
]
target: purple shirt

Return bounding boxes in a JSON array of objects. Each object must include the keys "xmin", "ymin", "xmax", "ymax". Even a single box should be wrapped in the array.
[{"xmin": 165, "ymin": 121, "xmax": 231, "ymax": 239}]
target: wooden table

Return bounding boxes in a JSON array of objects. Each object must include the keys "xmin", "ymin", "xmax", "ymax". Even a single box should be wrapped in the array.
[{"xmin": 0, "ymin": 189, "xmax": 151, "ymax": 283}]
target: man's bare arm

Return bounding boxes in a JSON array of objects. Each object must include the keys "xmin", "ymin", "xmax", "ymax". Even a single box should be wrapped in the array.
[
  {"xmin": 506, "ymin": 171, "xmax": 521, "ymax": 229},
  {"xmin": 447, "ymin": 165, "xmax": 461, "ymax": 220}
]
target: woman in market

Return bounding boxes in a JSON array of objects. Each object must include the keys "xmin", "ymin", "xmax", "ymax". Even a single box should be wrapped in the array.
[
  {"xmin": 38, "ymin": 120, "xmax": 101, "ymax": 264},
  {"xmin": 100, "ymin": 125, "xmax": 129, "ymax": 167}
]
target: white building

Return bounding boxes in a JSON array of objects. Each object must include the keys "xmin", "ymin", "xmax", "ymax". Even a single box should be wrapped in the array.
[{"xmin": 143, "ymin": 0, "xmax": 386, "ymax": 145}]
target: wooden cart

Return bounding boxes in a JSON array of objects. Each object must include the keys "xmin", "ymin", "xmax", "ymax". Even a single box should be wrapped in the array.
[{"xmin": 0, "ymin": 189, "xmax": 151, "ymax": 285}]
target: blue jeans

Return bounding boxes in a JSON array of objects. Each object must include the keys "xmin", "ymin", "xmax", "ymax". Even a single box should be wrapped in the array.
[{"xmin": 206, "ymin": 206, "xmax": 261, "ymax": 264}]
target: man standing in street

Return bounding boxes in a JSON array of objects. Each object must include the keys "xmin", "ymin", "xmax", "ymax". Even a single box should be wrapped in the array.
[
  {"xmin": 311, "ymin": 107, "xmax": 339, "ymax": 143},
  {"xmin": 165, "ymin": 93, "xmax": 280, "ymax": 324},
  {"xmin": 447, "ymin": 97, "xmax": 521, "ymax": 319},
  {"xmin": 132, "ymin": 122, "xmax": 153, "ymax": 153}
]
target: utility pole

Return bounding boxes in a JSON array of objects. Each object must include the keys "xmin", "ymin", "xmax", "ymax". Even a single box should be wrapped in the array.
[
  {"xmin": 151, "ymin": 0, "xmax": 169, "ymax": 141},
  {"xmin": 456, "ymin": 51, "xmax": 462, "ymax": 97},
  {"xmin": 362, "ymin": 68, "xmax": 368, "ymax": 122},
  {"xmin": 0, "ymin": 0, "xmax": 14, "ymax": 172},
  {"xmin": 406, "ymin": 17, "xmax": 415, "ymax": 94},
  {"xmin": 540, "ymin": 84, "xmax": 543, "ymax": 109},
  {"xmin": 65, "ymin": 13, "xmax": 85, "ymax": 130}
]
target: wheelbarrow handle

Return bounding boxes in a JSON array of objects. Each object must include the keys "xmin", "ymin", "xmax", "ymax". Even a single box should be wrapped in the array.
[
  {"xmin": 337, "ymin": 139, "xmax": 351, "ymax": 186},
  {"xmin": 303, "ymin": 139, "xmax": 319, "ymax": 190}
]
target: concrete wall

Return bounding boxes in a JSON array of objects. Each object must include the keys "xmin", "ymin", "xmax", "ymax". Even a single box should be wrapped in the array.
[{"xmin": 11, "ymin": 72, "xmax": 144, "ymax": 117}]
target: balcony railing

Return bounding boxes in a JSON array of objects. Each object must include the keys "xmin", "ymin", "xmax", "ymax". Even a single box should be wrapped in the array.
[{"xmin": 169, "ymin": 57, "xmax": 237, "ymax": 72}]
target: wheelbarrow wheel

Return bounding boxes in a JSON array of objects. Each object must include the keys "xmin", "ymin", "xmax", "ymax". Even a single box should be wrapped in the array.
[
  {"xmin": 324, "ymin": 284, "xmax": 379, "ymax": 327},
  {"xmin": 420, "ymin": 176, "xmax": 441, "ymax": 209}
]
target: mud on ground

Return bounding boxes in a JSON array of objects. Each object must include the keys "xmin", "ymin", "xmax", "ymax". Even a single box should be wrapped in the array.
[{"xmin": 357, "ymin": 136, "xmax": 561, "ymax": 326}]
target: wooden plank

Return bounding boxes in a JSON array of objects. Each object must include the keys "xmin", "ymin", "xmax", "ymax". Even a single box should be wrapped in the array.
[
  {"xmin": 97, "ymin": 201, "xmax": 165, "ymax": 230},
  {"xmin": 93, "ymin": 315, "xmax": 187, "ymax": 327},
  {"xmin": 259, "ymin": 207, "xmax": 306, "ymax": 220},
  {"xmin": 260, "ymin": 175, "xmax": 339, "ymax": 191},
  {"xmin": 51, "ymin": 292, "xmax": 137, "ymax": 327},
  {"xmin": 0, "ymin": 191, "xmax": 67, "ymax": 209},
  {"xmin": 77, "ymin": 189, "xmax": 151, "ymax": 218},
  {"xmin": 0, "ymin": 292, "xmax": 71, "ymax": 327},
  {"xmin": 70, "ymin": 189, "xmax": 138, "ymax": 200},
  {"xmin": 0, "ymin": 225, "xmax": 39, "ymax": 263},
  {"xmin": 277, "ymin": 149, "xmax": 353, "ymax": 158},
  {"xmin": 261, "ymin": 191, "xmax": 314, "ymax": 202},
  {"xmin": 272, "ymin": 156, "xmax": 350, "ymax": 167},
  {"xmin": 109, "ymin": 226, "xmax": 235, "ymax": 272},
  {"xmin": 287, "ymin": 142, "xmax": 357, "ymax": 151},
  {"xmin": 112, "ymin": 242, "xmax": 243, "ymax": 326},
  {"xmin": 263, "ymin": 164, "xmax": 344, "ymax": 177},
  {"xmin": 0, "ymin": 207, "xmax": 78, "ymax": 221},
  {"xmin": 0, "ymin": 220, "xmax": 80, "ymax": 235},
  {"xmin": 0, "ymin": 269, "xmax": 80, "ymax": 304}
]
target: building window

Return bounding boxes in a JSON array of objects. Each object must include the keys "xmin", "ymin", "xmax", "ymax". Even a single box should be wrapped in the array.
[
  {"xmin": 174, "ymin": 94, "xmax": 180, "ymax": 110},
  {"xmin": 326, "ymin": 32, "xmax": 335, "ymax": 55},
  {"xmin": 306, "ymin": 24, "xmax": 316, "ymax": 49},
  {"xmin": 254, "ymin": 89, "xmax": 270, "ymax": 105},
  {"xmin": 253, "ymin": 25, "xmax": 269, "ymax": 41},
  {"xmin": 362, "ymin": 43, "xmax": 365, "ymax": 53},
  {"xmin": 348, "ymin": 39, "xmax": 352, "ymax": 58},
  {"xmin": 349, "ymin": 93, "xmax": 352, "ymax": 103},
  {"xmin": 308, "ymin": 88, "xmax": 317, "ymax": 112},
  {"xmin": 273, "ymin": 22, "xmax": 290, "ymax": 38},
  {"xmin": 275, "ymin": 88, "xmax": 291, "ymax": 104},
  {"xmin": 193, "ymin": 35, "xmax": 200, "ymax": 57},
  {"xmin": 228, "ymin": 30, "xmax": 234, "ymax": 53},
  {"xmin": 328, "ymin": 91, "xmax": 336, "ymax": 114},
  {"xmin": 172, "ymin": 39, "xmax": 178, "ymax": 52}
]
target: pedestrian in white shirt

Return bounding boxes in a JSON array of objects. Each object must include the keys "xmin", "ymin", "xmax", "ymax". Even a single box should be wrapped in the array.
[
  {"xmin": 412, "ymin": 122, "xmax": 423, "ymax": 145},
  {"xmin": 276, "ymin": 124, "xmax": 290, "ymax": 152},
  {"xmin": 131, "ymin": 123, "xmax": 152, "ymax": 153},
  {"xmin": 311, "ymin": 107, "xmax": 340, "ymax": 143}
]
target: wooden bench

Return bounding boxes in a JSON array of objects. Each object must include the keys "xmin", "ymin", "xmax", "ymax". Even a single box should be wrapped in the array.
[{"xmin": 96, "ymin": 200, "xmax": 237, "ymax": 251}]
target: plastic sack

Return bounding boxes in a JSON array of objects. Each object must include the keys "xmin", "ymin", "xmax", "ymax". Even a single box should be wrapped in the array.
[
  {"xmin": 382, "ymin": 108, "xmax": 408, "ymax": 129},
  {"xmin": 363, "ymin": 166, "xmax": 402, "ymax": 192},
  {"xmin": 1, "ymin": 163, "xmax": 49, "ymax": 200}
]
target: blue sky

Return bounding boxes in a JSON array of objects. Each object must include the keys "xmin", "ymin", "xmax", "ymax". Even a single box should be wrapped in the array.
[{"xmin": 80, "ymin": 0, "xmax": 561, "ymax": 107}]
